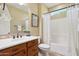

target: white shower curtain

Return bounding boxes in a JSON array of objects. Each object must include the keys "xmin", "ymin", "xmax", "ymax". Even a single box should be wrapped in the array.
[
  {"xmin": 42, "ymin": 14, "xmax": 51, "ymax": 44},
  {"xmin": 42, "ymin": 4, "xmax": 78, "ymax": 56},
  {"xmin": 67, "ymin": 5, "xmax": 78, "ymax": 56}
]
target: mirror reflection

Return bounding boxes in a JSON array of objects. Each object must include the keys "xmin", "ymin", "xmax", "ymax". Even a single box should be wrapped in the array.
[{"xmin": 0, "ymin": 3, "xmax": 30, "ymax": 38}]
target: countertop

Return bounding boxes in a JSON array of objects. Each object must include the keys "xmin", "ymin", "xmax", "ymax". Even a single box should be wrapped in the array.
[{"xmin": 0, "ymin": 36, "xmax": 40, "ymax": 50}]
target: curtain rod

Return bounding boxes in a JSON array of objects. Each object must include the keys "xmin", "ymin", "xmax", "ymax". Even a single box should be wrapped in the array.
[{"xmin": 44, "ymin": 4, "xmax": 78, "ymax": 15}]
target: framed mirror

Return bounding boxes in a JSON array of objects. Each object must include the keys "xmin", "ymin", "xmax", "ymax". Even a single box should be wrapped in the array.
[{"xmin": 31, "ymin": 13, "xmax": 39, "ymax": 27}]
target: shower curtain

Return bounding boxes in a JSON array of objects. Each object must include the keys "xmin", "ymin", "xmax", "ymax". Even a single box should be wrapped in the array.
[
  {"xmin": 42, "ymin": 14, "xmax": 51, "ymax": 44},
  {"xmin": 42, "ymin": 4, "xmax": 79, "ymax": 56},
  {"xmin": 67, "ymin": 5, "xmax": 78, "ymax": 56}
]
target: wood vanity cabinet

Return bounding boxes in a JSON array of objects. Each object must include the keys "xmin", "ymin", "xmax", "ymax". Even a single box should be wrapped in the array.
[
  {"xmin": 12, "ymin": 43, "xmax": 27, "ymax": 56},
  {"xmin": 0, "ymin": 43, "xmax": 27, "ymax": 56},
  {"xmin": 27, "ymin": 39, "xmax": 38, "ymax": 56},
  {"xmin": 0, "ymin": 47, "xmax": 12, "ymax": 56},
  {"xmin": 0, "ymin": 39, "xmax": 38, "ymax": 56}
]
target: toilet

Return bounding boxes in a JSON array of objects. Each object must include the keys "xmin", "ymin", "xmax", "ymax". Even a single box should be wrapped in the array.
[{"xmin": 38, "ymin": 44, "xmax": 50, "ymax": 56}]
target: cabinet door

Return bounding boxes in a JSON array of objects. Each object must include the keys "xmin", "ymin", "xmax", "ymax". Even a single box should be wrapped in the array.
[
  {"xmin": 12, "ymin": 43, "xmax": 25, "ymax": 52},
  {"xmin": 28, "ymin": 45, "xmax": 38, "ymax": 56},
  {"xmin": 12, "ymin": 50, "xmax": 25, "ymax": 56},
  {"xmin": 0, "ymin": 47, "xmax": 12, "ymax": 56},
  {"xmin": 12, "ymin": 43, "xmax": 27, "ymax": 56},
  {"xmin": 27, "ymin": 39, "xmax": 38, "ymax": 48}
]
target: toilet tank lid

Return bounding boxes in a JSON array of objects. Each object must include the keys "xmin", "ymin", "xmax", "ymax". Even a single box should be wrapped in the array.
[{"xmin": 38, "ymin": 44, "xmax": 50, "ymax": 48}]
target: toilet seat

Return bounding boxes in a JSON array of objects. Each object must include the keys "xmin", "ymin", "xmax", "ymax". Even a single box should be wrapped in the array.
[
  {"xmin": 38, "ymin": 44, "xmax": 50, "ymax": 49},
  {"xmin": 38, "ymin": 44, "xmax": 50, "ymax": 55}
]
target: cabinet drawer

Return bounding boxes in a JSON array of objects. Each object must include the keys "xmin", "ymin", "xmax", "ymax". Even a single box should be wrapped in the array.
[
  {"xmin": 27, "ymin": 39, "xmax": 38, "ymax": 47},
  {"xmin": 12, "ymin": 43, "xmax": 26, "ymax": 53},
  {"xmin": 28, "ymin": 45, "xmax": 38, "ymax": 56},
  {"xmin": 0, "ymin": 47, "xmax": 12, "ymax": 56}
]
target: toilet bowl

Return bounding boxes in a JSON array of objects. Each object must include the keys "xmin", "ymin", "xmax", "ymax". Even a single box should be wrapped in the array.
[{"xmin": 38, "ymin": 44, "xmax": 50, "ymax": 56}]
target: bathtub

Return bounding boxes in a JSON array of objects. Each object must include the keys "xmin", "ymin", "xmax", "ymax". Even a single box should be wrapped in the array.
[{"xmin": 50, "ymin": 43, "xmax": 70, "ymax": 56}]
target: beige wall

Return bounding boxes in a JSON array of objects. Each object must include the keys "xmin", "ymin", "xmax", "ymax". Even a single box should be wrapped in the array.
[
  {"xmin": 39, "ymin": 4, "xmax": 48, "ymax": 42},
  {"xmin": 28, "ymin": 3, "xmax": 48, "ymax": 36},
  {"xmin": 7, "ymin": 4, "xmax": 28, "ymax": 33},
  {"xmin": 27, "ymin": 3, "xmax": 39, "ymax": 35}
]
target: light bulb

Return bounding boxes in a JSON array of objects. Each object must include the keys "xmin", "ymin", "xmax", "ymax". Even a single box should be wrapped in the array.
[{"xmin": 19, "ymin": 3, "xmax": 24, "ymax": 5}]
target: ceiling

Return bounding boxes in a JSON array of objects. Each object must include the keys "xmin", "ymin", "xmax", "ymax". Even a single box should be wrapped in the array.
[
  {"xmin": 8, "ymin": 3, "xmax": 62, "ymax": 9},
  {"xmin": 43, "ymin": 3, "xmax": 61, "ymax": 8},
  {"xmin": 7, "ymin": 3, "xmax": 67, "ymax": 12},
  {"xmin": 7, "ymin": 3, "xmax": 29, "ymax": 13}
]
